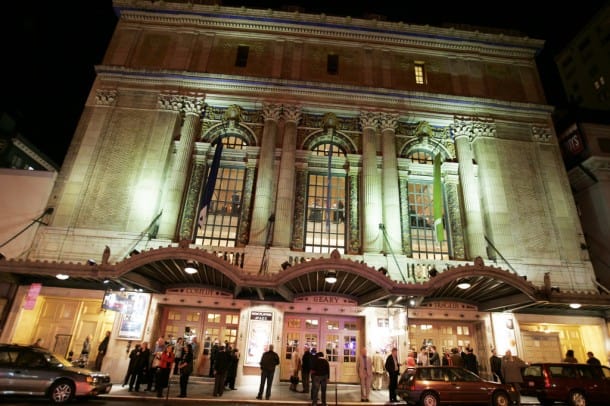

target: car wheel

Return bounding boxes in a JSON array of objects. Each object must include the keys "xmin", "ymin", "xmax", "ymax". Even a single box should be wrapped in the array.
[
  {"xmin": 49, "ymin": 380, "xmax": 74, "ymax": 404},
  {"xmin": 492, "ymin": 391, "xmax": 510, "ymax": 406},
  {"xmin": 568, "ymin": 391, "xmax": 587, "ymax": 406},
  {"xmin": 420, "ymin": 391, "xmax": 439, "ymax": 406}
]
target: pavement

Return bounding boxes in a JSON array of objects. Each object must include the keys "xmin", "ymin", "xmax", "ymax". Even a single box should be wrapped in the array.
[{"xmin": 101, "ymin": 375, "xmax": 541, "ymax": 405}]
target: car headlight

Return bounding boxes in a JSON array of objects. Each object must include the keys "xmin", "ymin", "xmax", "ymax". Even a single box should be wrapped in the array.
[{"xmin": 86, "ymin": 376, "xmax": 100, "ymax": 384}]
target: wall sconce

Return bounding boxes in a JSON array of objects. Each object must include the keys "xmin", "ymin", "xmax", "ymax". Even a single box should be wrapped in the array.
[
  {"xmin": 184, "ymin": 261, "xmax": 198, "ymax": 274},
  {"xmin": 569, "ymin": 303, "xmax": 581, "ymax": 309},
  {"xmin": 325, "ymin": 270, "xmax": 337, "ymax": 284},
  {"xmin": 87, "ymin": 259, "xmax": 97, "ymax": 266}
]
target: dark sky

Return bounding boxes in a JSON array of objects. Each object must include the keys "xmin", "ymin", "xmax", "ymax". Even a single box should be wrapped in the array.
[{"xmin": 2, "ymin": 0, "xmax": 607, "ymax": 166}]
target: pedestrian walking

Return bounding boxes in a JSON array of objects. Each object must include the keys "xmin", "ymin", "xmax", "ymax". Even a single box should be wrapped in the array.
[
  {"xmin": 501, "ymin": 350, "xmax": 527, "ymax": 395},
  {"xmin": 356, "ymin": 347, "xmax": 373, "ymax": 402},
  {"xmin": 289, "ymin": 345, "xmax": 302, "ymax": 391},
  {"xmin": 371, "ymin": 350, "xmax": 385, "ymax": 390},
  {"xmin": 301, "ymin": 345, "xmax": 313, "ymax": 393},
  {"xmin": 311, "ymin": 352, "xmax": 330, "ymax": 406},
  {"xmin": 385, "ymin": 347, "xmax": 401, "ymax": 403},
  {"xmin": 178, "ymin": 344, "xmax": 193, "ymax": 398},
  {"xmin": 256, "ymin": 344, "xmax": 280, "ymax": 400}
]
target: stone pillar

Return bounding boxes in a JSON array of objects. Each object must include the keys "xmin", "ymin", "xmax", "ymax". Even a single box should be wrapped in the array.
[
  {"xmin": 453, "ymin": 116, "xmax": 486, "ymax": 259},
  {"xmin": 380, "ymin": 113, "xmax": 402, "ymax": 253},
  {"xmin": 399, "ymin": 176, "xmax": 412, "ymax": 256},
  {"xmin": 347, "ymin": 166, "xmax": 361, "ymax": 254},
  {"xmin": 238, "ymin": 160, "xmax": 257, "ymax": 246},
  {"xmin": 157, "ymin": 95, "xmax": 204, "ymax": 240},
  {"xmin": 291, "ymin": 165, "xmax": 308, "ymax": 251},
  {"xmin": 273, "ymin": 105, "xmax": 301, "ymax": 247},
  {"xmin": 360, "ymin": 112, "xmax": 383, "ymax": 252},
  {"xmin": 249, "ymin": 103, "xmax": 281, "ymax": 245}
]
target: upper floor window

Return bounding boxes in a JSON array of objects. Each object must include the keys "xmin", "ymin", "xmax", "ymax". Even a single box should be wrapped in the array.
[
  {"xmin": 414, "ymin": 62, "xmax": 426, "ymax": 85},
  {"xmin": 327, "ymin": 54, "xmax": 339, "ymax": 75},
  {"xmin": 235, "ymin": 45, "xmax": 249, "ymax": 67}
]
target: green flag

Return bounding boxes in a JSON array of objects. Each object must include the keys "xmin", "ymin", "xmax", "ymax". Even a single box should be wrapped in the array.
[{"xmin": 433, "ymin": 154, "xmax": 445, "ymax": 242}]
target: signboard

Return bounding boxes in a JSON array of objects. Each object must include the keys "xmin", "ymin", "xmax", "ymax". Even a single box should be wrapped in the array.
[
  {"xmin": 245, "ymin": 311, "xmax": 273, "ymax": 366},
  {"xmin": 114, "ymin": 292, "xmax": 150, "ymax": 340}
]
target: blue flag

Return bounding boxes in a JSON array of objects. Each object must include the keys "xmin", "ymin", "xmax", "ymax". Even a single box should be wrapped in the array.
[{"xmin": 198, "ymin": 140, "xmax": 223, "ymax": 230}]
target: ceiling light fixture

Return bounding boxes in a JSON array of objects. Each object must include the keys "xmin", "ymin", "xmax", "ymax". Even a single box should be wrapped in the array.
[
  {"xmin": 569, "ymin": 303, "xmax": 581, "ymax": 309},
  {"xmin": 325, "ymin": 270, "xmax": 337, "ymax": 284},
  {"xmin": 457, "ymin": 281, "xmax": 471, "ymax": 290},
  {"xmin": 56, "ymin": 274, "xmax": 69, "ymax": 280},
  {"xmin": 184, "ymin": 261, "xmax": 198, "ymax": 274}
]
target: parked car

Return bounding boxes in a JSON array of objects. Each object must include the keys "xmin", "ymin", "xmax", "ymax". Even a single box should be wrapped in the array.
[
  {"xmin": 0, "ymin": 343, "xmax": 112, "ymax": 403},
  {"xmin": 397, "ymin": 366, "xmax": 520, "ymax": 405},
  {"xmin": 521, "ymin": 362, "xmax": 610, "ymax": 406}
]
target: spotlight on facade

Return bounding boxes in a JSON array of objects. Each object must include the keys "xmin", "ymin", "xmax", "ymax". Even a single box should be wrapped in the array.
[
  {"xmin": 87, "ymin": 259, "xmax": 97, "ymax": 266},
  {"xmin": 569, "ymin": 303, "xmax": 582, "ymax": 309},
  {"xmin": 184, "ymin": 261, "xmax": 198, "ymax": 274},
  {"xmin": 457, "ymin": 280, "xmax": 471, "ymax": 289},
  {"xmin": 325, "ymin": 270, "xmax": 337, "ymax": 284},
  {"xmin": 56, "ymin": 274, "xmax": 69, "ymax": 280}
]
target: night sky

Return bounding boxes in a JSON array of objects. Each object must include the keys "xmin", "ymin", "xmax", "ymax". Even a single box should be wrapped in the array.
[{"xmin": 2, "ymin": 0, "xmax": 607, "ymax": 166}]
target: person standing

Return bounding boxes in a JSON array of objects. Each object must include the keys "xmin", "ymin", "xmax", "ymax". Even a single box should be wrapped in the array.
[
  {"xmin": 563, "ymin": 349, "xmax": 578, "ymax": 363},
  {"xmin": 289, "ymin": 345, "xmax": 302, "ymax": 391},
  {"xmin": 586, "ymin": 351, "xmax": 601, "ymax": 365},
  {"xmin": 213, "ymin": 345, "xmax": 231, "ymax": 397},
  {"xmin": 156, "ymin": 345, "xmax": 175, "ymax": 398},
  {"xmin": 123, "ymin": 343, "xmax": 140, "ymax": 387},
  {"xmin": 490, "ymin": 349, "xmax": 503, "ymax": 382},
  {"xmin": 256, "ymin": 344, "xmax": 280, "ymax": 400},
  {"xmin": 311, "ymin": 352, "xmax": 330, "ymax": 406},
  {"xmin": 417, "ymin": 346, "xmax": 428, "ymax": 366},
  {"xmin": 429, "ymin": 346, "xmax": 441, "ymax": 366},
  {"xmin": 462, "ymin": 347, "xmax": 478, "ymax": 375},
  {"xmin": 450, "ymin": 347, "xmax": 464, "ymax": 367},
  {"xmin": 129, "ymin": 341, "xmax": 149, "ymax": 392},
  {"xmin": 371, "ymin": 350, "xmax": 385, "ymax": 390},
  {"xmin": 225, "ymin": 346, "xmax": 240, "ymax": 390},
  {"xmin": 173, "ymin": 337, "xmax": 184, "ymax": 375},
  {"xmin": 501, "ymin": 350, "xmax": 527, "ymax": 396},
  {"xmin": 385, "ymin": 347, "xmax": 401, "ymax": 403},
  {"xmin": 178, "ymin": 344, "xmax": 194, "ymax": 398},
  {"xmin": 356, "ymin": 347, "xmax": 373, "ymax": 402},
  {"xmin": 94, "ymin": 331, "xmax": 111, "ymax": 371},
  {"xmin": 209, "ymin": 340, "xmax": 220, "ymax": 377},
  {"xmin": 80, "ymin": 335, "xmax": 91, "ymax": 366},
  {"xmin": 301, "ymin": 345, "xmax": 313, "ymax": 394}
]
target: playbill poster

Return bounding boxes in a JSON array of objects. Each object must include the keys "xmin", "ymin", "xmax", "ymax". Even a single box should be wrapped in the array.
[{"xmin": 245, "ymin": 310, "xmax": 273, "ymax": 366}]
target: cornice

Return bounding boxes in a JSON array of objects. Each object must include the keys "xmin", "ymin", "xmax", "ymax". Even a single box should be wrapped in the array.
[
  {"xmin": 95, "ymin": 66, "xmax": 554, "ymax": 121},
  {"xmin": 114, "ymin": 4, "xmax": 542, "ymax": 60}
]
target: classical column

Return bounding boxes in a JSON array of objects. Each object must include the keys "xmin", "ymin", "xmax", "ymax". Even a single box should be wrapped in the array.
[
  {"xmin": 347, "ymin": 166, "xmax": 361, "ymax": 254},
  {"xmin": 360, "ymin": 112, "xmax": 383, "ymax": 252},
  {"xmin": 249, "ymin": 103, "xmax": 281, "ymax": 245},
  {"xmin": 157, "ymin": 95, "xmax": 204, "ymax": 239},
  {"xmin": 291, "ymin": 165, "xmax": 308, "ymax": 250},
  {"xmin": 453, "ymin": 116, "xmax": 486, "ymax": 259},
  {"xmin": 273, "ymin": 105, "xmax": 301, "ymax": 247},
  {"xmin": 380, "ymin": 113, "xmax": 402, "ymax": 253}
]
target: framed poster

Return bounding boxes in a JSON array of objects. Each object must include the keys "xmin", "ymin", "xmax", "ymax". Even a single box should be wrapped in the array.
[
  {"xmin": 245, "ymin": 311, "xmax": 274, "ymax": 366},
  {"xmin": 116, "ymin": 292, "xmax": 150, "ymax": 340}
]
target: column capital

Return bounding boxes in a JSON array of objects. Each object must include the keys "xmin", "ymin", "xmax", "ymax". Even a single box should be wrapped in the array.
[
  {"xmin": 359, "ymin": 111, "xmax": 379, "ymax": 130},
  {"xmin": 282, "ymin": 104, "xmax": 302, "ymax": 123},
  {"xmin": 379, "ymin": 112, "xmax": 399, "ymax": 132},
  {"xmin": 95, "ymin": 89, "xmax": 117, "ymax": 106},
  {"xmin": 158, "ymin": 94, "xmax": 183, "ymax": 111},
  {"xmin": 182, "ymin": 96, "xmax": 206, "ymax": 117},
  {"xmin": 452, "ymin": 115, "xmax": 496, "ymax": 141},
  {"xmin": 531, "ymin": 125, "xmax": 552, "ymax": 143},
  {"xmin": 262, "ymin": 103, "xmax": 282, "ymax": 121}
]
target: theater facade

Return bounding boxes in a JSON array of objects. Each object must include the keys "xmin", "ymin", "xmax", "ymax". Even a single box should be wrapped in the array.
[{"xmin": 1, "ymin": 0, "xmax": 609, "ymax": 384}]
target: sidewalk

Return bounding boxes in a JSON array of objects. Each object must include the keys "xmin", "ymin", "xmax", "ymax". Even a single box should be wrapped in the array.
[{"xmin": 101, "ymin": 375, "xmax": 540, "ymax": 405}]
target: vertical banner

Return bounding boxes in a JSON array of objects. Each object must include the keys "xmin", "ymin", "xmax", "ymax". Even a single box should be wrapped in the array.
[
  {"xmin": 433, "ymin": 154, "xmax": 445, "ymax": 242},
  {"xmin": 23, "ymin": 283, "xmax": 42, "ymax": 310},
  {"xmin": 245, "ymin": 310, "xmax": 274, "ymax": 366}
]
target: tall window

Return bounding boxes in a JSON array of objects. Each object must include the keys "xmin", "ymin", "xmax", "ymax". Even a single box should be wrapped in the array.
[
  {"xmin": 305, "ymin": 142, "xmax": 346, "ymax": 253},
  {"xmin": 414, "ymin": 61, "xmax": 426, "ymax": 85},
  {"xmin": 235, "ymin": 45, "xmax": 249, "ymax": 67},
  {"xmin": 407, "ymin": 150, "xmax": 449, "ymax": 259},
  {"xmin": 195, "ymin": 135, "xmax": 247, "ymax": 247},
  {"xmin": 327, "ymin": 54, "xmax": 339, "ymax": 75}
]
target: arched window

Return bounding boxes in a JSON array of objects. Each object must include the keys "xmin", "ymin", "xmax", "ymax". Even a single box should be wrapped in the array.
[
  {"xmin": 305, "ymin": 142, "xmax": 347, "ymax": 253},
  {"xmin": 406, "ymin": 149, "xmax": 450, "ymax": 259},
  {"xmin": 195, "ymin": 135, "xmax": 247, "ymax": 247}
]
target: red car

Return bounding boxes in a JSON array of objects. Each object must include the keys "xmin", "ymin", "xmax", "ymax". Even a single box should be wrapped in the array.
[{"xmin": 397, "ymin": 366, "xmax": 520, "ymax": 406}]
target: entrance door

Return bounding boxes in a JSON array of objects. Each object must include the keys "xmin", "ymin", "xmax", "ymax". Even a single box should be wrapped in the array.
[{"xmin": 282, "ymin": 314, "xmax": 362, "ymax": 384}]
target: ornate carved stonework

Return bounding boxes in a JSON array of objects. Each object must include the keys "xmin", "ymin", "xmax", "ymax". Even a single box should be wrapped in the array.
[
  {"xmin": 95, "ymin": 89, "xmax": 118, "ymax": 106},
  {"xmin": 238, "ymin": 163, "xmax": 256, "ymax": 246},
  {"xmin": 291, "ymin": 167, "xmax": 308, "ymax": 250},
  {"xmin": 180, "ymin": 159, "xmax": 205, "ymax": 240},
  {"xmin": 182, "ymin": 96, "xmax": 205, "ymax": 117},
  {"xmin": 531, "ymin": 125, "xmax": 552, "ymax": 143},
  {"xmin": 359, "ymin": 111, "xmax": 379, "ymax": 130},
  {"xmin": 158, "ymin": 94, "xmax": 183, "ymax": 111},
  {"xmin": 262, "ymin": 103, "xmax": 282, "ymax": 121},
  {"xmin": 452, "ymin": 115, "xmax": 496, "ymax": 141},
  {"xmin": 348, "ymin": 171, "xmax": 360, "ymax": 254},
  {"xmin": 282, "ymin": 104, "xmax": 302, "ymax": 123},
  {"xmin": 379, "ymin": 113, "xmax": 399, "ymax": 132}
]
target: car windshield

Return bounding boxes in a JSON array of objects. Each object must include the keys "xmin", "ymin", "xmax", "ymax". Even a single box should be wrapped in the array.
[{"xmin": 43, "ymin": 352, "xmax": 71, "ymax": 368}]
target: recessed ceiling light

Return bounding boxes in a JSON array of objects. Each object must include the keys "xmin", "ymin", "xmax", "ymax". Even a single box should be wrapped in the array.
[
  {"xmin": 457, "ymin": 281, "xmax": 471, "ymax": 289},
  {"xmin": 56, "ymin": 274, "xmax": 69, "ymax": 280},
  {"xmin": 569, "ymin": 303, "xmax": 581, "ymax": 309},
  {"xmin": 185, "ymin": 261, "xmax": 198, "ymax": 274}
]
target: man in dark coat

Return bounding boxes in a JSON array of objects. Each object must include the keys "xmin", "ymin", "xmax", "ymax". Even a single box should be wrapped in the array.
[
  {"xmin": 94, "ymin": 331, "xmax": 111, "ymax": 371},
  {"xmin": 256, "ymin": 344, "xmax": 280, "ymax": 400},
  {"xmin": 385, "ymin": 347, "xmax": 401, "ymax": 403},
  {"xmin": 301, "ymin": 345, "xmax": 313, "ymax": 393},
  {"xmin": 129, "ymin": 341, "xmax": 150, "ymax": 392},
  {"xmin": 212, "ymin": 345, "xmax": 231, "ymax": 397}
]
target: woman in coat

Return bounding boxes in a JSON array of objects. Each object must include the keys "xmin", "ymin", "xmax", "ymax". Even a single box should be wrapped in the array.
[{"xmin": 178, "ymin": 344, "xmax": 193, "ymax": 398}]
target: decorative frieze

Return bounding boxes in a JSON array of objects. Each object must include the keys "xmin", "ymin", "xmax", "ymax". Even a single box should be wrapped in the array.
[
  {"xmin": 158, "ymin": 94, "xmax": 183, "ymax": 111},
  {"xmin": 452, "ymin": 115, "xmax": 496, "ymax": 141},
  {"xmin": 359, "ymin": 111, "xmax": 379, "ymax": 130},
  {"xmin": 95, "ymin": 89, "xmax": 117, "ymax": 106}
]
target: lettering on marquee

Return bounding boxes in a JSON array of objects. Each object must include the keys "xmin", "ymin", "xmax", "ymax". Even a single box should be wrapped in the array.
[
  {"xmin": 295, "ymin": 295, "xmax": 357, "ymax": 305},
  {"xmin": 165, "ymin": 287, "xmax": 231, "ymax": 297},
  {"xmin": 250, "ymin": 311, "xmax": 273, "ymax": 321},
  {"xmin": 421, "ymin": 302, "xmax": 477, "ymax": 311}
]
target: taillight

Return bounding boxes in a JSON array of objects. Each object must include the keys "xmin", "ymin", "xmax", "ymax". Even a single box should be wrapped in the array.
[{"xmin": 543, "ymin": 368, "xmax": 551, "ymax": 389}]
